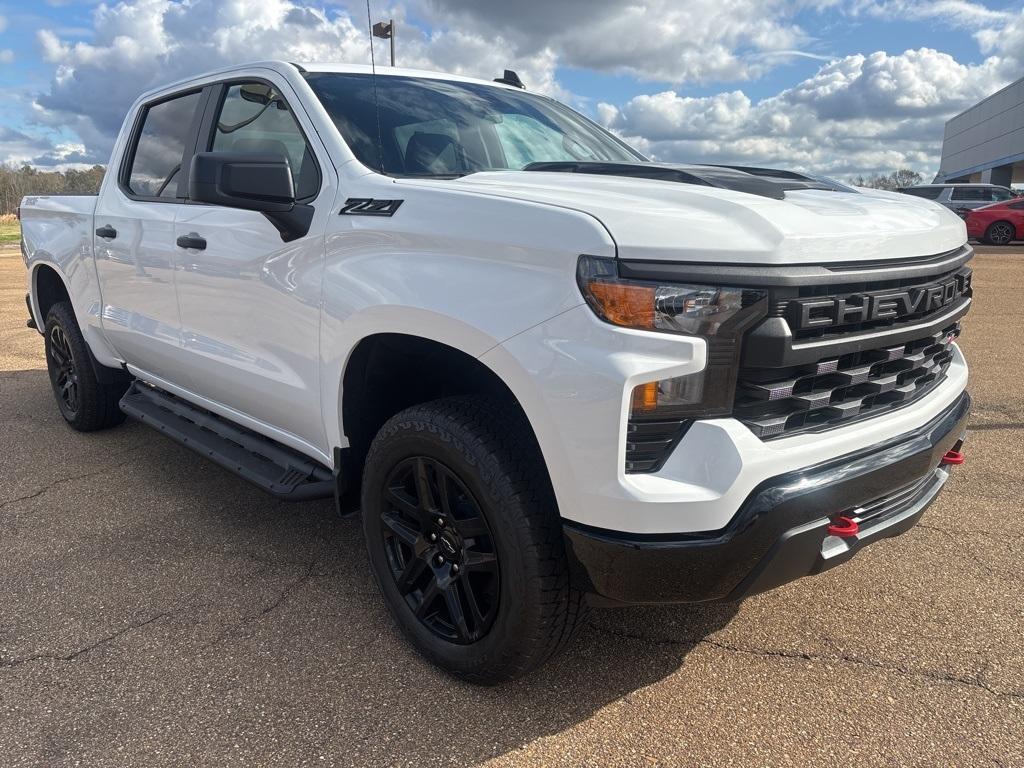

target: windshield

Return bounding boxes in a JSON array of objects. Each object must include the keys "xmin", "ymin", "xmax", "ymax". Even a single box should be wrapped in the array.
[{"xmin": 304, "ymin": 73, "xmax": 645, "ymax": 177}]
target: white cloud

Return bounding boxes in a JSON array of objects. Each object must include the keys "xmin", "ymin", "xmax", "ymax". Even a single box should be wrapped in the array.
[
  {"xmin": 601, "ymin": 44, "xmax": 1018, "ymax": 177},
  {"xmin": 0, "ymin": 15, "xmax": 7, "ymax": 34},
  {"xmin": 417, "ymin": 0, "xmax": 830, "ymax": 83},
  {"xmin": 0, "ymin": 49, "xmax": 13, "ymax": 65},
  {"xmin": 29, "ymin": 0, "xmax": 570, "ymax": 162},
  {"xmin": 20, "ymin": 0, "xmax": 1024, "ymax": 178}
]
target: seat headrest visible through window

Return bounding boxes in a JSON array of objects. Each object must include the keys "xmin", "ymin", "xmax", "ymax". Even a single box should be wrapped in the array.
[
  {"xmin": 230, "ymin": 138, "xmax": 290, "ymax": 159},
  {"xmin": 404, "ymin": 132, "xmax": 460, "ymax": 175}
]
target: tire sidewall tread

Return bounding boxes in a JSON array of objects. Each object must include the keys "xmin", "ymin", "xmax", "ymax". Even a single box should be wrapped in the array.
[{"xmin": 361, "ymin": 395, "xmax": 586, "ymax": 684}]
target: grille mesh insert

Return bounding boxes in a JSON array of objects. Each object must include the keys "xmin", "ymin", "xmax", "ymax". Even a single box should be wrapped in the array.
[{"xmin": 734, "ymin": 322, "xmax": 960, "ymax": 439}]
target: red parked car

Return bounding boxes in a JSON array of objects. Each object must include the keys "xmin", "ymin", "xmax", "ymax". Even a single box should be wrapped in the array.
[{"xmin": 965, "ymin": 198, "xmax": 1024, "ymax": 245}]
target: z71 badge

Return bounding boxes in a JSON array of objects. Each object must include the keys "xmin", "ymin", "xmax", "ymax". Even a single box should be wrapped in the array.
[{"xmin": 340, "ymin": 198, "xmax": 404, "ymax": 216}]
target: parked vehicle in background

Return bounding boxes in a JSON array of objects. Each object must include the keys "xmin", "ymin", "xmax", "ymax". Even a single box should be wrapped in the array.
[
  {"xmin": 899, "ymin": 183, "xmax": 1015, "ymax": 213},
  {"xmin": 19, "ymin": 61, "xmax": 973, "ymax": 684},
  {"xmin": 965, "ymin": 198, "xmax": 1024, "ymax": 245}
]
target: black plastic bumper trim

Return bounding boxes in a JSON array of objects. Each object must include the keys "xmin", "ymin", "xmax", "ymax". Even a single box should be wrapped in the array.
[
  {"xmin": 563, "ymin": 390, "xmax": 970, "ymax": 605},
  {"xmin": 25, "ymin": 293, "xmax": 37, "ymax": 330}
]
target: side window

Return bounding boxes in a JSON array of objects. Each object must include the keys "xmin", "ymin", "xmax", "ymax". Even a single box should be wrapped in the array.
[
  {"xmin": 126, "ymin": 91, "xmax": 203, "ymax": 198},
  {"xmin": 991, "ymin": 188, "xmax": 1013, "ymax": 202},
  {"xmin": 902, "ymin": 187, "xmax": 941, "ymax": 200},
  {"xmin": 211, "ymin": 83, "xmax": 320, "ymax": 200},
  {"xmin": 951, "ymin": 187, "xmax": 984, "ymax": 201}
]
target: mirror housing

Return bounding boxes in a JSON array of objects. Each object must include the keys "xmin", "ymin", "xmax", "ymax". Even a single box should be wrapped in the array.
[
  {"xmin": 190, "ymin": 152, "xmax": 295, "ymax": 212},
  {"xmin": 189, "ymin": 152, "xmax": 314, "ymax": 241}
]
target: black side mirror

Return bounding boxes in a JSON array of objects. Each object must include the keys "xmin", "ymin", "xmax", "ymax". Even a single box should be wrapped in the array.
[{"xmin": 189, "ymin": 152, "xmax": 313, "ymax": 241}]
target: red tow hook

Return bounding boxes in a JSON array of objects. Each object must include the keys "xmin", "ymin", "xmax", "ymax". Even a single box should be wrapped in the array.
[
  {"xmin": 826, "ymin": 515, "xmax": 859, "ymax": 538},
  {"xmin": 941, "ymin": 449, "xmax": 965, "ymax": 466}
]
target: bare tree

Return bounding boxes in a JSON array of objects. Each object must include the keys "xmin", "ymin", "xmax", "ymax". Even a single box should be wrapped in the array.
[
  {"xmin": 0, "ymin": 165, "xmax": 106, "ymax": 215},
  {"xmin": 849, "ymin": 169, "xmax": 923, "ymax": 191}
]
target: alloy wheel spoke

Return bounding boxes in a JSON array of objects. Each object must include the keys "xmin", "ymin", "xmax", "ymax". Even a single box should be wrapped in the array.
[
  {"xmin": 464, "ymin": 549, "xmax": 498, "ymax": 573},
  {"xmin": 385, "ymin": 487, "xmax": 421, "ymax": 520},
  {"xmin": 396, "ymin": 552, "xmax": 430, "ymax": 595},
  {"xmin": 414, "ymin": 579, "xmax": 440, "ymax": 618},
  {"xmin": 50, "ymin": 345, "xmax": 66, "ymax": 367},
  {"xmin": 455, "ymin": 516, "xmax": 489, "ymax": 539},
  {"xmin": 381, "ymin": 509, "xmax": 420, "ymax": 547},
  {"xmin": 441, "ymin": 581, "xmax": 472, "ymax": 642},
  {"xmin": 414, "ymin": 458, "xmax": 439, "ymax": 513},
  {"xmin": 458, "ymin": 572, "xmax": 487, "ymax": 628},
  {"xmin": 436, "ymin": 470, "xmax": 455, "ymax": 517}
]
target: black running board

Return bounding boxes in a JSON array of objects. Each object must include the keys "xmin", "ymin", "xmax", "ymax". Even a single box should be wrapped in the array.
[{"xmin": 120, "ymin": 382, "xmax": 335, "ymax": 501}]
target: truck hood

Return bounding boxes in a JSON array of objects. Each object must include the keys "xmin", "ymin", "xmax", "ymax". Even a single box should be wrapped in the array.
[{"xmin": 407, "ymin": 170, "xmax": 968, "ymax": 265}]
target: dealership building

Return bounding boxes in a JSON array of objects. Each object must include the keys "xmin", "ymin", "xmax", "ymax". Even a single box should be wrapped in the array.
[{"xmin": 936, "ymin": 75, "xmax": 1024, "ymax": 185}]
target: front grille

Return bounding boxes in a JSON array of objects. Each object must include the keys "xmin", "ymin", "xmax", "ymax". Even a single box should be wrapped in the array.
[
  {"xmin": 768, "ymin": 265, "xmax": 972, "ymax": 342},
  {"xmin": 734, "ymin": 322, "xmax": 960, "ymax": 439}
]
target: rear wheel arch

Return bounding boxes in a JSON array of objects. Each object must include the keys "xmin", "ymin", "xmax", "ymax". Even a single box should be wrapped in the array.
[{"xmin": 31, "ymin": 263, "xmax": 72, "ymax": 328}]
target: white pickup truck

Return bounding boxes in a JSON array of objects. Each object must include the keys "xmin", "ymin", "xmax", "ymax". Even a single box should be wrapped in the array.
[{"xmin": 20, "ymin": 61, "xmax": 972, "ymax": 683}]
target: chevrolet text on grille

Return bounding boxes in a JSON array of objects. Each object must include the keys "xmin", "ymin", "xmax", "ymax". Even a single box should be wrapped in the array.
[{"xmin": 789, "ymin": 269, "xmax": 972, "ymax": 331}]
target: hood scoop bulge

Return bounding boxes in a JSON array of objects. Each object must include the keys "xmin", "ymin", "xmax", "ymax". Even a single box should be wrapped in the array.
[{"xmin": 523, "ymin": 161, "xmax": 857, "ymax": 201}]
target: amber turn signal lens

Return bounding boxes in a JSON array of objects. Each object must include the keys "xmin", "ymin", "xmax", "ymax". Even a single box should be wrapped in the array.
[
  {"xmin": 586, "ymin": 281, "xmax": 655, "ymax": 329},
  {"xmin": 631, "ymin": 381, "xmax": 659, "ymax": 414}
]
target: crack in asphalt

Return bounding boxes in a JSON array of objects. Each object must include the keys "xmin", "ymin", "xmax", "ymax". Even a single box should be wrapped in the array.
[
  {"xmin": 968, "ymin": 421, "xmax": 1024, "ymax": 432},
  {"xmin": 0, "ymin": 450, "xmax": 140, "ymax": 512},
  {"xmin": 0, "ymin": 608, "xmax": 180, "ymax": 670},
  {"xmin": 914, "ymin": 522, "xmax": 1022, "ymax": 580},
  {"xmin": 587, "ymin": 623, "xmax": 1024, "ymax": 701},
  {"xmin": 916, "ymin": 521, "xmax": 1022, "ymax": 545},
  {"xmin": 204, "ymin": 550, "xmax": 327, "ymax": 648}
]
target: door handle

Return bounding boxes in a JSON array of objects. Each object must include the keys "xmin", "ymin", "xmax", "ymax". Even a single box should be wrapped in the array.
[
  {"xmin": 95, "ymin": 225, "xmax": 117, "ymax": 239},
  {"xmin": 176, "ymin": 233, "xmax": 207, "ymax": 250}
]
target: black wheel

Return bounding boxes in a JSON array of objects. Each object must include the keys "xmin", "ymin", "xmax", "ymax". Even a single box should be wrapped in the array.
[
  {"xmin": 361, "ymin": 395, "xmax": 586, "ymax": 684},
  {"xmin": 44, "ymin": 302, "xmax": 130, "ymax": 431},
  {"xmin": 984, "ymin": 220, "xmax": 1015, "ymax": 246}
]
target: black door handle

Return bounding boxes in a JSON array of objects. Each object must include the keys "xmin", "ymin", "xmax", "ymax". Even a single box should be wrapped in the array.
[
  {"xmin": 95, "ymin": 225, "xmax": 117, "ymax": 239},
  {"xmin": 176, "ymin": 233, "xmax": 207, "ymax": 250}
]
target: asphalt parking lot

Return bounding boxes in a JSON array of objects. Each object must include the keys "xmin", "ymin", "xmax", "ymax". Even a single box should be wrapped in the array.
[{"xmin": 1, "ymin": 245, "xmax": 1021, "ymax": 767}]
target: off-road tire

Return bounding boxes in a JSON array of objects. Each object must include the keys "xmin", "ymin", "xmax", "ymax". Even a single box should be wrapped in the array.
[
  {"xmin": 361, "ymin": 395, "xmax": 587, "ymax": 684},
  {"xmin": 44, "ymin": 301, "xmax": 129, "ymax": 431}
]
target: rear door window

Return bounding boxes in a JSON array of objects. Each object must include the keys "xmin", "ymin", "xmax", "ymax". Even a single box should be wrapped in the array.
[
  {"xmin": 126, "ymin": 91, "xmax": 204, "ymax": 198},
  {"xmin": 950, "ymin": 187, "xmax": 986, "ymax": 201},
  {"xmin": 902, "ymin": 187, "xmax": 941, "ymax": 200}
]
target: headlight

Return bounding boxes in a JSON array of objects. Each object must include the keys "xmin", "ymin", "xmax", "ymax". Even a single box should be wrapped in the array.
[
  {"xmin": 576, "ymin": 255, "xmax": 762, "ymax": 337},
  {"xmin": 577, "ymin": 255, "xmax": 767, "ymax": 421}
]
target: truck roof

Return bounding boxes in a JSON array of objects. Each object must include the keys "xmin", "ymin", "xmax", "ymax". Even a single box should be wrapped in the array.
[{"xmin": 135, "ymin": 60, "xmax": 522, "ymax": 104}]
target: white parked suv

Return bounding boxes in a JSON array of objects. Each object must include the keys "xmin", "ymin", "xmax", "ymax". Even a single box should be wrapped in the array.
[{"xmin": 20, "ymin": 61, "xmax": 972, "ymax": 683}]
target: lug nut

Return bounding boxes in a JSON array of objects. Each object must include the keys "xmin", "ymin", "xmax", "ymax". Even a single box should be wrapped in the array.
[
  {"xmin": 451, "ymin": 564, "xmax": 460, "ymax": 574},
  {"xmin": 436, "ymin": 555, "xmax": 445, "ymax": 565},
  {"xmin": 436, "ymin": 517, "xmax": 445, "ymax": 527},
  {"xmin": 429, "ymin": 533, "xmax": 437, "ymax": 541}
]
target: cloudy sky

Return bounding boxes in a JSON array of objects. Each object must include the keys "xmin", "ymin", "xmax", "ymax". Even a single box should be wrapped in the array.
[{"xmin": 0, "ymin": 0, "xmax": 1022, "ymax": 179}]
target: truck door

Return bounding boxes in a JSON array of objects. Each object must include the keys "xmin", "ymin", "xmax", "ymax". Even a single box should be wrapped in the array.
[
  {"xmin": 171, "ymin": 78, "xmax": 334, "ymax": 456},
  {"xmin": 93, "ymin": 88, "xmax": 207, "ymax": 379}
]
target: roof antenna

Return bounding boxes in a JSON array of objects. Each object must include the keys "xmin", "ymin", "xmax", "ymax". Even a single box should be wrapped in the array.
[
  {"xmin": 365, "ymin": 0, "xmax": 386, "ymax": 174},
  {"xmin": 494, "ymin": 70, "xmax": 525, "ymax": 89}
]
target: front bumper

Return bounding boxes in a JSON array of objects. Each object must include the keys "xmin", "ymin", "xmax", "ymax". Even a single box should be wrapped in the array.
[{"xmin": 564, "ymin": 390, "xmax": 970, "ymax": 605}]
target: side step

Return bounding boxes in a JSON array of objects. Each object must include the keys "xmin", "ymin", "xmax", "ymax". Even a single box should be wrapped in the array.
[{"xmin": 120, "ymin": 381, "xmax": 335, "ymax": 501}]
